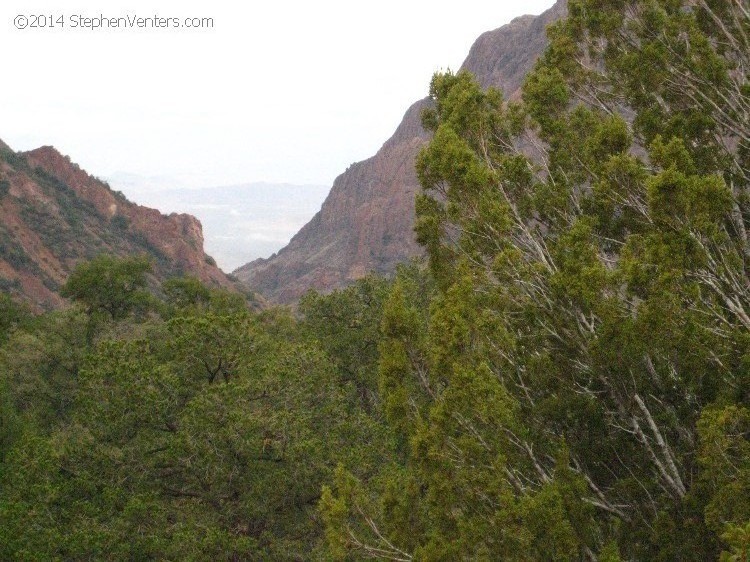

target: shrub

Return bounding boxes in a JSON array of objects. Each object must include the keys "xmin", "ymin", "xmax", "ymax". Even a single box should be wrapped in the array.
[{"xmin": 110, "ymin": 214, "xmax": 130, "ymax": 231}]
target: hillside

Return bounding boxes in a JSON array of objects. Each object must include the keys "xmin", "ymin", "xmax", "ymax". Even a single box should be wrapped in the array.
[
  {"xmin": 0, "ymin": 141, "xmax": 235, "ymax": 310},
  {"xmin": 234, "ymin": 0, "xmax": 567, "ymax": 303}
]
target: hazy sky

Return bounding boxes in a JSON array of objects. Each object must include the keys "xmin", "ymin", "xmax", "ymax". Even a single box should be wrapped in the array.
[{"xmin": 1, "ymin": 0, "xmax": 555, "ymax": 189}]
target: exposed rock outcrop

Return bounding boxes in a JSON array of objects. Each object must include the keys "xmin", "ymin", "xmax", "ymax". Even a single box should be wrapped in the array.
[
  {"xmin": 235, "ymin": 1, "xmax": 567, "ymax": 303},
  {"xmin": 0, "ymin": 142, "xmax": 235, "ymax": 310}
]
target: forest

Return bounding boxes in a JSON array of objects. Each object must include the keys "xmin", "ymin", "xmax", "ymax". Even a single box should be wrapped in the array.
[{"xmin": 1, "ymin": 0, "xmax": 749, "ymax": 559}]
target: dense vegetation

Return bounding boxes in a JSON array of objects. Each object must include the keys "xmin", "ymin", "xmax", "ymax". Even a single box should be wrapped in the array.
[
  {"xmin": 1, "ymin": 0, "xmax": 748, "ymax": 559},
  {"xmin": 319, "ymin": 1, "xmax": 749, "ymax": 559}
]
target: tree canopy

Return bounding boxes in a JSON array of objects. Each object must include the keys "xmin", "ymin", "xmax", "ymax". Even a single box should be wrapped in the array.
[
  {"xmin": 2, "ymin": 1, "xmax": 749, "ymax": 559},
  {"xmin": 60, "ymin": 254, "xmax": 153, "ymax": 320},
  {"xmin": 320, "ymin": 0, "xmax": 750, "ymax": 559}
]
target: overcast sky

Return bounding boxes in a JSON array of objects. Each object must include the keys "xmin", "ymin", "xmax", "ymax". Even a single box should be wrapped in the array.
[{"xmin": 1, "ymin": 0, "xmax": 555, "ymax": 189}]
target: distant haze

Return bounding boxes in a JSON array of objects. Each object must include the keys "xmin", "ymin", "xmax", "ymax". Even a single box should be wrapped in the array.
[
  {"xmin": 1, "ymin": 0, "xmax": 555, "ymax": 188},
  {"xmin": 3, "ymin": 0, "xmax": 555, "ymax": 268},
  {"xmin": 109, "ymin": 178, "xmax": 330, "ymax": 271}
]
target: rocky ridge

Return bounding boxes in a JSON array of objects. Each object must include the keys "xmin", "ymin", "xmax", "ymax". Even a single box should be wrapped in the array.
[
  {"xmin": 0, "ymin": 142, "xmax": 235, "ymax": 310},
  {"xmin": 234, "ymin": 1, "xmax": 567, "ymax": 303}
]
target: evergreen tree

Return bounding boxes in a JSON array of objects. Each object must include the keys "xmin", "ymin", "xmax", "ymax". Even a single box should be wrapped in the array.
[{"xmin": 321, "ymin": 1, "xmax": 749, "ymax": 559}]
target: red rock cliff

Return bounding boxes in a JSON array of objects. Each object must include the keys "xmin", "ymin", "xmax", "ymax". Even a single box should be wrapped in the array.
[
  {"xmin": 0, "ymin": 143, "xmax": 235, "ymax": 310},
  {"xmin": 234, "ymin": 1, "xmax": 567, "ymax": 303}
]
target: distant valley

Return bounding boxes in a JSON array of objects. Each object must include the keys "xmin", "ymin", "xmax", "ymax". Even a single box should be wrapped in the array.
[
  {"xmin": 108, "ymin": 175, "xmax": 329, "ymax": 271},
  {"xmin": 234, "ymin": 0, "xmax": 567, "ymax": 303}
]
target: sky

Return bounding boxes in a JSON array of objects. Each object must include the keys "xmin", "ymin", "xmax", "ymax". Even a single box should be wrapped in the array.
[{"xmin": 0, "ymin": 0, "xmax": 556, "ymax": 189}]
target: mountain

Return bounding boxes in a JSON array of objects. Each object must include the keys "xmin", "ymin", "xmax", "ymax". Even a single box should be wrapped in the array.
[
  {"xmin": 234, "ymin": 1, "xmax": 567, "ymax": 303},
  {"xmin": 105, "ymin": 181, "xmax": 330, "ymax": 272},
  {"xmin": 0, "ymin": 141, "xmax": 236, "ymax": 310}
]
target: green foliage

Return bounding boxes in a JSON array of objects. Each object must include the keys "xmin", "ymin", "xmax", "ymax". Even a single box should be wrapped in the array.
[
  {"xmin": 322, "ymin": 1, "xmax": 749, "ymax": 558},
  {"xmin": 2, "ymin": 1, "xmax": 749, "ymax": 559},
  {"xmin": 721, "ymin": 522, "xmax": 750, "ymax": 562},
  {"xmin": 20, "ymin": 202, "xmax": 80, "ymax": 259},
  {"xmin": 55, "ymin": 316, "xmax": 349, "ymax": 559},
  {"xmin": 0, "ymin": 271, "xmax": 387, "ymax": 559},
  {"xmin": 109, "ymin": 213, "xmax": 130, "ymax": 231},
  {"xmin": 0, "ymin": 377, "xmax": 21, "ymax": 465},
  {"xmin": 300, "ymin": 273, "xmax": 391, "ymax": 411},
  {"xmin": 162, "ymin": 275, "xmax": 212, "ymax": 309},
  {"xmin": 60, "ymin": 254, "xmax": 153, "ymax": 320},
  {"xmin": 0, "ymin": 225, "xmax": 33, "ymax": 270},
  {"xmin": 0, "ymin": 147, "xmax": 28, "ymax": 170},
  {"xmin": 1, "ymin": 308, "xmax": 89, "ymax": 429},
  {"xmin": 24, "ymin": 168, "xmax": 104, "ymax": 255},
  {"xmin": 160, "ymin": 277, "xmax": 250, "ymax": 320},
  {"xmin": 698, "ymin": 405, "xmax": 750, "ymax": 535},
  {"xmin": 0, "ymin": 293, "xmax": 29, "ymax": 344},
  {"xmin": 0, "ymin": 277, "xmax": 22, "ymax": 294}
]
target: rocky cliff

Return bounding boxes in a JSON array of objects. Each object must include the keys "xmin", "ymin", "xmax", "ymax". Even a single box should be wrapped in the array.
[
  {"xmin": 0, "ymin": 142, "xmax": 235, "ymax": 310},
  {"xmin": 234, "ymin": 1, "xmax": 566, "ymax": 303}
]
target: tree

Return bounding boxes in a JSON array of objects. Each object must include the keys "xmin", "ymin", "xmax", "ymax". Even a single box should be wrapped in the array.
[
  {"xmin": 0, "ymin": 301, "xmax": 388, "ymax": 559},
  {"xmin": 321, "ymin": 0, "xmax": 749, "ymax": 558},
  {"xmin": 161, "ymin": 276, "xmax": 249, "ymax": 317},
  {"xmin": 0, "ymin": 308, "xmax": 89, "ymax": 429},
  {"xmin": 300, "ymin": 273, "xmax": 391, "ymax": 412},
  {"xmin": 0, "ymin": 293, "xmax": 29, "ymax": 345},
  {"xmin": 60, "ymin": 254, "xmax": 152, "ymax": 320},
  {"xmin": 162, "ymin": 275, "xmax": 212, "ymax": 310}
]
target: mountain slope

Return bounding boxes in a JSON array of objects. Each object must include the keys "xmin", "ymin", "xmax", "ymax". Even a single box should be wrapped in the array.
[
  {"xmin": 235, "ymin": 1, "xmax": 567, "ymax": 303},
  {"xmin": 0, "ymin": 142, "xmax": 235, "ymax": 310}
]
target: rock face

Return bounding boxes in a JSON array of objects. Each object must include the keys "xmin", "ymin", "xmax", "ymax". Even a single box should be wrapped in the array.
[
  {"xmin": 0, "ymin": 142, "xmax": 235, "ymax": 310},
  {"xmin": 235, "ymin": 1, "xmax": 567, "ymax": 303}
]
